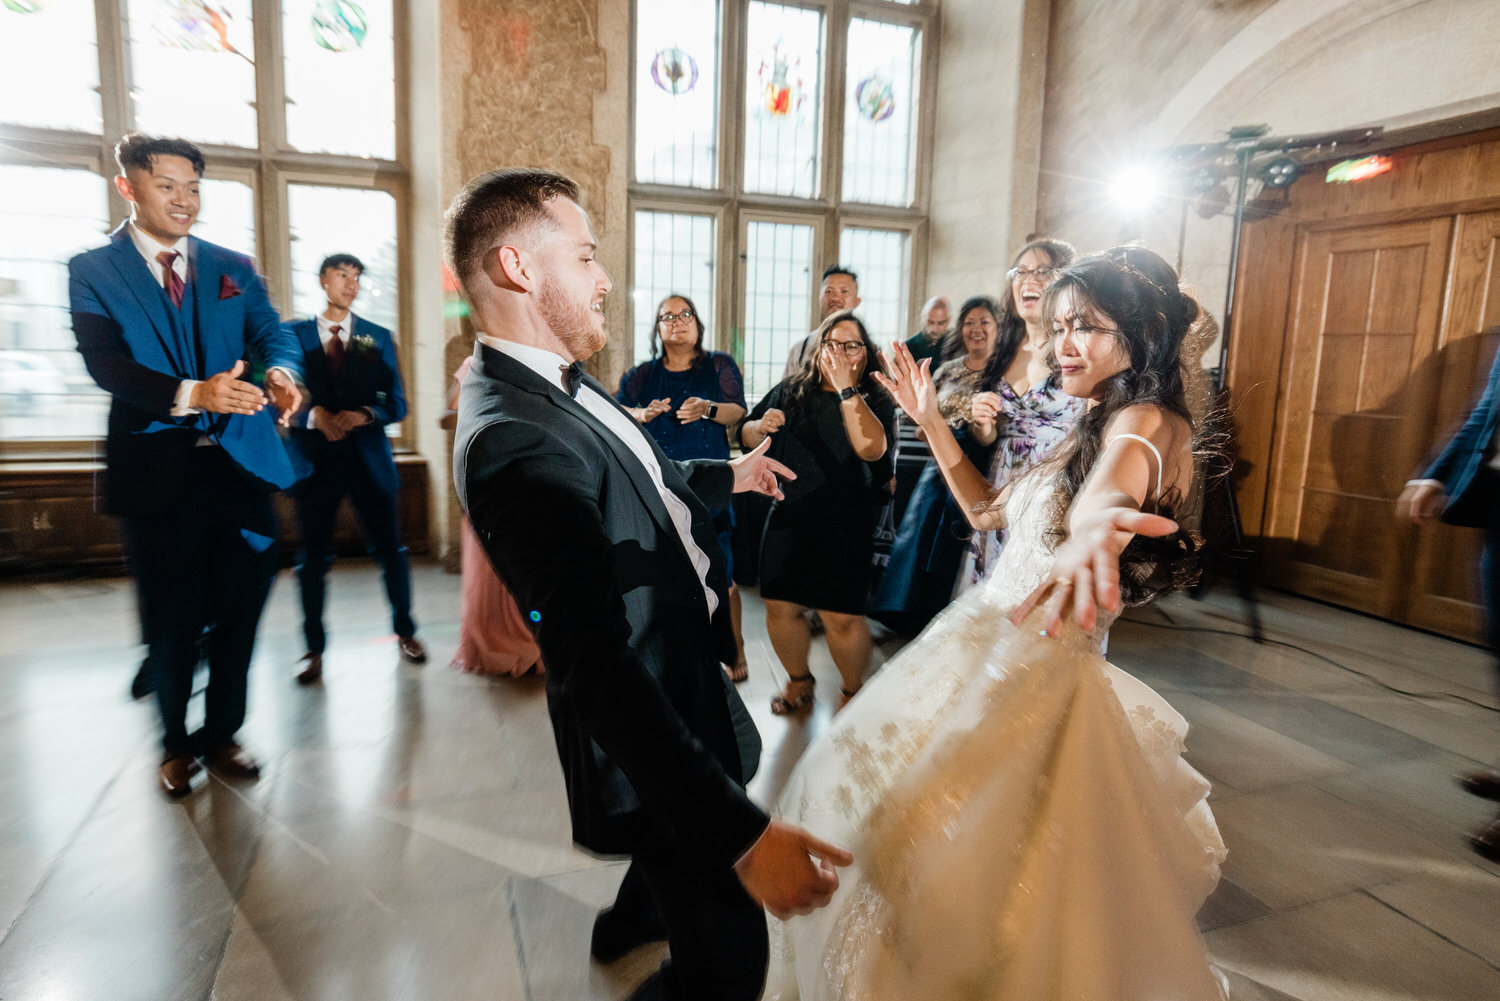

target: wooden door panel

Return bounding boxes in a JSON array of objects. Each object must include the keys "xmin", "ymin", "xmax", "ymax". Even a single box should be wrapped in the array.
[
  {"xmin": 1264, "ymin": 216, "xmax": 1453, "ymax": 616},
  {"xmin": 1404, "ymin": 210, "xmax": 1500, "ymax": 641}
]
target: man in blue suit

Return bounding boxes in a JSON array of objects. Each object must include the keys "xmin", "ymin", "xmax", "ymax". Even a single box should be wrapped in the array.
[
  {"xmin": 70, "ymin": 133, "xmax": 303, "ymax": 798},
  {"xmin": 1398, "ymin": 335, "xmax": 1500, "ymax": 861},
  {"xmin": 283, "ymin": 253, "xmax": 425, "ymax": 684}
]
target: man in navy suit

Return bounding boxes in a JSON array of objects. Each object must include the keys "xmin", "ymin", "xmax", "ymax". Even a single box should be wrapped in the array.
[
  {"xmin": 1398, "ymin": 335, "xmax": 1500, "ymax": 860},
  {"xmin": 283, "ymin": 253, "xmax": 425, "ymax": 683},
  {"xmin": 70, "ymin": 133, "xmax": 302, "ymax": 798}
]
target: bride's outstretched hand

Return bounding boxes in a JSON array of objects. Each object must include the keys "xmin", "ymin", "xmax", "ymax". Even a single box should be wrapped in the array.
[
  {"xmin": 873, "ymin": 341, "xmax": 938, "ymax": 427},
  {"xmin": 1009, "ymin": 506, "xmax": 1179, "ymax": 635}
]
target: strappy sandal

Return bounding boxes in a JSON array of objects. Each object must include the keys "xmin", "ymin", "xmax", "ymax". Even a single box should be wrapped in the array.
[
  {"xmin": 770, "ymin": 673, "xmax": 815, "ymax": 715},
  {"xmin": 723, "ymin": 659, "xmax": 749, "ymax": 683},
  {"xmin": 836, "ymin": 686, "xmax": 861, "ymax": 712}
]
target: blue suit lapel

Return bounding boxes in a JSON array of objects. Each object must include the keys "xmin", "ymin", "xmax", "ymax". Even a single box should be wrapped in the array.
[{"xmin": 105, "ymin": 227, "xmax": 191, "ymax": 379}]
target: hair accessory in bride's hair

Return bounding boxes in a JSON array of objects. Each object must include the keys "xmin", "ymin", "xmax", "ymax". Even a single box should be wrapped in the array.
[{"xmin": 1106, "ymin": 246, "xmax": 1172, "ymax": 299}]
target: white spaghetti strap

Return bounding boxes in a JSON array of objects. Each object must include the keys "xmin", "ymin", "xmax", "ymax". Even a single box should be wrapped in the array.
[{"xmin": 1105, "ymin": 432, "xmax": 1164, "ymax": 503}]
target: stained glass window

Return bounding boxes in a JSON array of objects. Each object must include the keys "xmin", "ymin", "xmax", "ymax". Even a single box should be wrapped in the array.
[
  {"xmin": 0, "ymin": 0, "xmax": 100, "ymax": 133},
  {"xmin": 839, "ymin": 227, "xmax": 910, "ymax": 345},
  {"xmin": 282, "ymin": 0, "xmax": 396, "ymax": 159},
  {"xmin": 842, "ymin": 19, "xmax": 921, "ymax": 207},
  {"xmin": 195, "ymin": 178, "xmax": 256, "ymax": 260},
  {"xmin": 632, "ymin": 211, "xmax": 716, "ymax": 365},
  {"xmin": 0, "ymin": 166, "xmax": 110, "ymax": 440},
  {"xmin": 127, "ymin": 0, "xmax": 258, "ymax": 148},
  {"xmin": 634, "ymin": 0, "xmax": 720, "ymax": 189},
  {"xmin": 288, "ymin": 184, "xmax": 398, "ymax": 333},
  {"xmin": 743, "ymin": 2, "xmax": 824, "ymax": 198},
  {"xmin": 742, "ymin": 220, "xmax": 814, "ymax": 403}
]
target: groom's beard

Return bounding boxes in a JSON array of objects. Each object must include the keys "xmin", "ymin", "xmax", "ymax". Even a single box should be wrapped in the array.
[{"xmin": 538, "ymin": 275, "xmax": 605, "ymax": 362}]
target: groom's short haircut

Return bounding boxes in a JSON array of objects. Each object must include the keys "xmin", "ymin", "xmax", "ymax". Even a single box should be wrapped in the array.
[{"xmin": 445, "ymin": 167, "xmax": 581, "ymax": 289}]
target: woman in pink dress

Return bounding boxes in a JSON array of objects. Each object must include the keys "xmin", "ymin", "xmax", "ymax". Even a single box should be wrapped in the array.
[{"xmin": 443, "ymin": 356, "xmax": 542, "ymax": 676}]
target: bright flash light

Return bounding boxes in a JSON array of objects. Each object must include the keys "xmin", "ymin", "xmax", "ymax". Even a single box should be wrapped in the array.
[{"xmin": 1107, "ymin": 164, "xmax": 1164, "ymax": 212}]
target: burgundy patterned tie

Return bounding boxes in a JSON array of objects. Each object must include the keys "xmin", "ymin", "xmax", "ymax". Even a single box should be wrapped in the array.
[
  {"xmin": 327, "ymin": 324, "xmax": 345, "ymax": 376},
  {"xmin": 156, "ymin": 250, "xmax": 184, "ymax": 308}
]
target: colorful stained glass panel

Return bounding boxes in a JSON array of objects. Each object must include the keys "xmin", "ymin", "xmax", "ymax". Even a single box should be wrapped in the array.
[
  {"xmin": 127, "ymin": 0, "xmax": 258, "ymax": 148},
  {"xmin": 634, "ymin": 0, "xmax": 720, "ymax": 188},
  {"xmin": 283, "ymin": 0, "xmax": 396, "ymax": 159},
  {"xmin": 743, "ymin": 2, "xmax": 824, "ymax": 199},
  {"xmin": 842, "ymin": 19, "xmax": 921, "ymax": 206}
]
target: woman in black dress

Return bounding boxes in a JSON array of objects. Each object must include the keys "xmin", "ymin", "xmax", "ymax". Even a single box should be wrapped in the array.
[{"xmin": 741, "ymin": 310, "xmax": 894, "ymax": 714}]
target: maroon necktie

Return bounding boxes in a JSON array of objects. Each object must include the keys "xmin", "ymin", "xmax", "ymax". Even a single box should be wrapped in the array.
[
  {"xmin": 326, "ymin": 325, "xmax": 345, "ymax": 376},
  {"xmin": 156, "ymin": 250, "xmax": 184, "ymax": 308}
]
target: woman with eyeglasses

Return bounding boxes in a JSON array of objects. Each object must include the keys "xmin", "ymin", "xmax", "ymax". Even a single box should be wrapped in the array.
[
  {"xmin": 617, "ymin": 293, "xmax": 752, "ymax": 680},
  {"xmin": 871, "ymin": 295, "xmax": 1005, "ymax": 635},
  {"xmin": 959, "ymin": 238, "xmax": 1085, "ymax": 587},
  {"xmin": 740, "ymin": 310, "xmax": 895, "ymax": 714}
]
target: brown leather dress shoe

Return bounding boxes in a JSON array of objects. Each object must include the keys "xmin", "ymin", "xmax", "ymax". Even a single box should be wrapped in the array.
[
  {"xmin": 202, "ymin": 743, "xmax": 261, "ymax": 780},
  {"xmin": 296, "ymin": 653, "xmax": 322, "ymax": 685},
  {"xmin": 398, "ymin": 636, "xmax": 428, "ymax": 664},
  {"xmin": 159, "ymin": 754, "xmax": 200, "ymax": 798},
  {"xmin": 1457, "ymin": 769, "xmax": 1500, "ymax": 801},
  {"xmin": 1470, "ymin": 814, "xmax": 1500, "ymax": 862}
]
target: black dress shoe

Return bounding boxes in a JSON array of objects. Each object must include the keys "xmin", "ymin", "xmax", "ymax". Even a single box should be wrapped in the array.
[
  {"xmin": 398, "ymin": 636, "xmax": 428, "ymax": 664},
  {"xmin": 296, "ymin": 653, "xmax": 322, "ymax": 685},
  {"xmin": 159, "ymin": 754, "xmax": 200, "ymax": 798},
  {"xmin": 591, "ymin": 905, "xmax": 668, "ymax": 963},
  {"xmin": 201, "ymin": 743, "xmax": 261, "ymax": 780},
  {"xmin": 130, "ymin": 659, "xmax": 154, "ymax": 700},
  {"xmin": 1470, "ymin": 814, "xmax": 1500, "ymax": 862},
  {"xmin": 1457, "ymin": 769, "xmax": 1500, "ymax": 801}
]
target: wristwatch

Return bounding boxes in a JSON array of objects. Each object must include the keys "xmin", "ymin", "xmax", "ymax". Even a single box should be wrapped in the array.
[
  {"xmin": 707, "ymin": 403, "xmax": 719, "ymax": 419},
  {"xmin": 838, "ymin": 386, "xmax": 860, "ymax": 402}
]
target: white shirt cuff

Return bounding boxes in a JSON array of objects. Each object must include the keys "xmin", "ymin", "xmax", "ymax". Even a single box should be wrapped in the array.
[
  {"xmin": 171, "ymin": 380, "xmax": 201, "ymax": 416},
  {"xmin": 1405, "ymin": 478, "xmax": 1443, "ymax": 489}
]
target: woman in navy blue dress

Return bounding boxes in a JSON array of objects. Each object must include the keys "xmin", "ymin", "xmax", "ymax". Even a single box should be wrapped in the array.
[{"xmin": 617, "ymin": 293, "xmax": 751, "ymax": 680}]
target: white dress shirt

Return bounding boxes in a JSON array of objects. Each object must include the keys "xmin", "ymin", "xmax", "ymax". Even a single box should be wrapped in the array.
[{"xmin": 476, "ymin": 334, "xmax": 719, "ymax": 618}]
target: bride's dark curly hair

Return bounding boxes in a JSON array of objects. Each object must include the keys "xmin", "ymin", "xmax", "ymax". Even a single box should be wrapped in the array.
[{"xmin": 1038, "ymin": 245, "xmax": 1206, "ymax": 606}]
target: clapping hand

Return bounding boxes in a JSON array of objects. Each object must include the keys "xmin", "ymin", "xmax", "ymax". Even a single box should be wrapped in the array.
[
  {"xmin": 733, "ymin": 819, "xmax": 854, "ymax": 920},
  {"xmin": 873, "ymin": 341, "xmax": 939, "ymax": 427},
  {"xmin": 265, "ymin": 368, "xmax": 302, "ymax": 427},
  {"xmin": 634, "ymin": 398, "xmax": 672, "ymax": 424},
  {"xmin": 970, "ymin": 391, "xmax": 1003, "ymax": 433},
  {"xmin": 677, "ymin": 396, "xmax": 715, "ymax": 424},
  {"xmin": 730, "ymin": 436, "xmax": 795, "ymax": 500},
  {"xmin": 190, "ymin": 360, "xmax": 268, "ymax": 416},
  {"xmin": 1009, "ymin": 506, "xmax": 1179, "ymax": 635}
]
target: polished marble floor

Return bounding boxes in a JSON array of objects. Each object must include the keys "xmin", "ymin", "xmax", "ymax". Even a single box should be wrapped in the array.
[{"xmin": 0, "ymin": 561, "xmax": 1497, "ymax": 1000}]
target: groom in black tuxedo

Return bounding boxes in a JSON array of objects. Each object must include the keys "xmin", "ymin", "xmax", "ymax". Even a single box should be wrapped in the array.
[{"xmin": 446, "ymin": 168, "xmax": 851, "ymax": 1001}]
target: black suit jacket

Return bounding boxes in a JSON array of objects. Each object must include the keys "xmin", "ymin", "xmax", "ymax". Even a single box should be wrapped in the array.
[{"xmin": 454, "ymin": 342, "xmax": 768, "ymax": 866}]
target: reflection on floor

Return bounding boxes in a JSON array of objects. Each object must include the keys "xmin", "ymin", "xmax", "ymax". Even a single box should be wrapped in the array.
[{"xmin": 0, "ymin": 561, "xmax": 1496, "ymax": 1000}]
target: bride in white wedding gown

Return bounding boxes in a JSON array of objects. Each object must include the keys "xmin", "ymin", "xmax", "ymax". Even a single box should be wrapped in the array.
[{"xmin": 764, "ymin": 247, "xmax": 1228, "ymax": 1001}]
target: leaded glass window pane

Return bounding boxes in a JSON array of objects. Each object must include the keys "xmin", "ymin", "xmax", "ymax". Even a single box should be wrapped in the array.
[
  {"xmin": 842, "ymin": 18, "xmax": 921, "ymax": 206},
  {"xmin": 282, "ymin": 0, "xmax": 397, "ymax": 160},
  {"xmin": 127, "ymin": 0, "xmax": 258, "ymax": 148},
  {"xmin": 0, "ymin": 166, "xmax": 110, "ymax": 440},
  {"xmin": 288, "ymin": 184, "xmax": 399, "ymax": 334},
  {"xmin": 632, "ymin": 210, "xmax": 716, "ymax": 365},
  {"xmin": 634, "ymin": 0, "xmax": 720, "ymax": 189},
  {"xmin": 743, "ymin": 2, "xmax": 823, "ymax": 199},
  {"xmin": 839, "ymin": 227, "xmax": 909, "ymax": 344},
  {"xmin": 742, "ymin": 219, "xmax": 813, "ymax": 403},
  {"xmin": 0, "ymin": 0, "xmax": 100, "ymax": 133}
]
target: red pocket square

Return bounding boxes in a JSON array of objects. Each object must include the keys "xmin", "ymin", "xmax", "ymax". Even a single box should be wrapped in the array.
[{"xmin": 219, "ymin": 275, "xmax": 242, "ymax": 300}]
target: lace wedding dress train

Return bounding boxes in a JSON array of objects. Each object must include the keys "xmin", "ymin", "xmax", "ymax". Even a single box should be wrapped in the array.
[{"xmin": 765, "ymin": 474, "xmax": 1228, "ymax": 1001}]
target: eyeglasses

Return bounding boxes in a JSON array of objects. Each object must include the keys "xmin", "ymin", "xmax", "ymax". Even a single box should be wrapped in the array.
[
  {"xmin": 657, "ymin": 309, "xmax": 695, "ymax": 325},
  {"xmin": 1007, "ymin": 266, "xmax": 1061, "ymax": 284},
  {"xmin": 823, "ymin": 339, "xmax": 867, "ymax": 356}
]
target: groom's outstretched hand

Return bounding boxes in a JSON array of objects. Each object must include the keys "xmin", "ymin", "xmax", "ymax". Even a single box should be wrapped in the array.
[
  {"xmin": 734, "ymin": 820, "xmax": 853, "ymax": 920},
  {"xmin": 729, "ymin": 436, "xmax": 796, "ymax": 500}
]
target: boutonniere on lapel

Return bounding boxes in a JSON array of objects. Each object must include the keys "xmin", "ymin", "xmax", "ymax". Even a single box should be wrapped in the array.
[
  {"xmin": 218, "ymin": 275, "xmax": 242, "ymax": 300},
  {"xmin": 349, "ymin": 332, "xmax": 379, "ymax": 362}
]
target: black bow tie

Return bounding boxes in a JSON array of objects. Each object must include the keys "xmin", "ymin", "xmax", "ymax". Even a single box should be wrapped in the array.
[{"xmin": 561, "ymin": 361, "xmax": 585, "ymax": 398}]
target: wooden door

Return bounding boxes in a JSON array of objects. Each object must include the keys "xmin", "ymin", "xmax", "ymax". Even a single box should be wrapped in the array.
[
  {"xmin": 1263, "ymin": 217, "xmax": 1454, "ymax": 618},
  {"xmin": 1402, "ymin": 209, "xmax": 1500, "ymax": 641}
]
